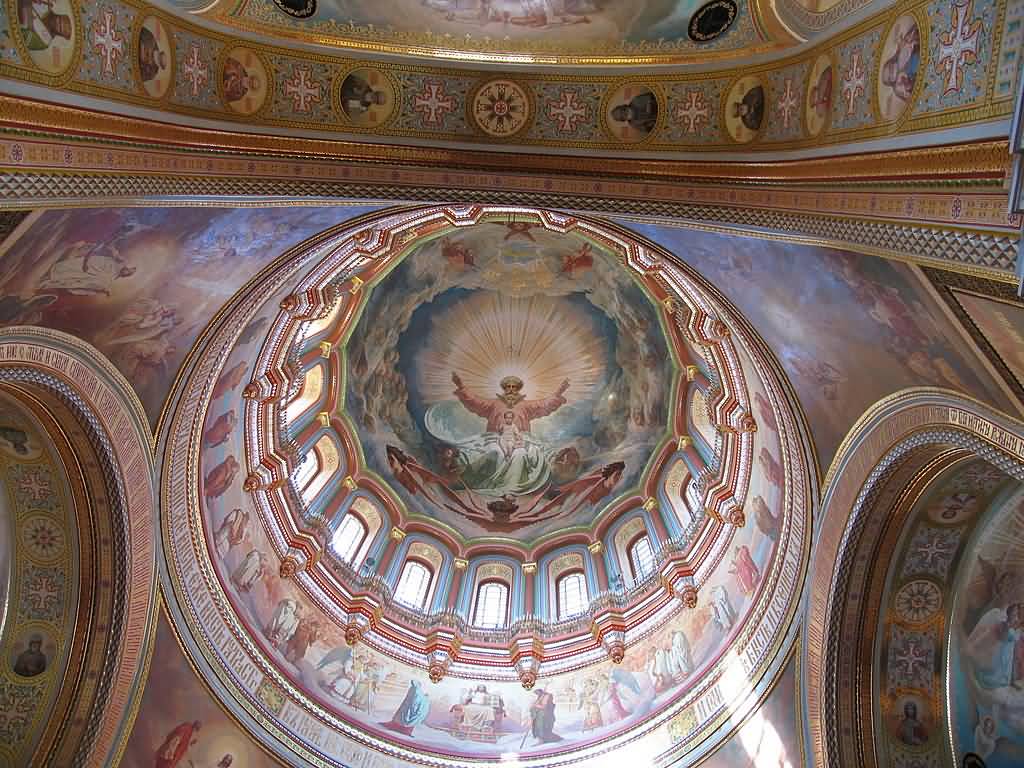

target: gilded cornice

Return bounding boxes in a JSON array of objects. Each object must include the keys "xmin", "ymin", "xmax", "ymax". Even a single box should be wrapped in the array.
[
  {"xmin": 0, "ymin": 96, "xmax": 1011, "ymax": 184},
  {"xmin": 0, "ymin": 0, "xmax": 1017, "ymax": 157}
]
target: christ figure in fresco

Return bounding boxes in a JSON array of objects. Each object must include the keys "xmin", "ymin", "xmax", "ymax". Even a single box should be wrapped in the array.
[{"xmin": 432, "ymin": 372, "xmax": 570, "ymax": 497}]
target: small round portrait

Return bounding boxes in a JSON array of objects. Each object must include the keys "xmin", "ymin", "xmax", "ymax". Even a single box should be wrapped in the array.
[
  {"xmin": 273, "ymin": 0, "xmax": 317, "ymax": 17},
  {"xmin": 805, "ymin": 53, "xmax": 834, "ymax": 138},
  {"xmin": 724, "ymin": 76, "xmax": 765, "ymax": 143},
  {"xmin": 221, "ymin": 47, "xmax": 269, "ymax": 116},
  {"xmin": 889, "ymin": 694, "xmax": 930, "ymax": 747},
  {"xmin": 15, "ymin": 0, "xmax": 77, "ymax": 75},
  {"xmin": 605, "ymin": 84, "xmax": 660, "ymax": 143},
  {"xmin": 339, "ymin": 68, "xmax": 398, "ymax": 129},
  {"xmin": 9, "ymin": 630, "xmax": 55, "ymax": 678},
  {"xmin": 137, "ymin": 16, "xmax": 174, "ymax": 99},
  {"xmin": 877, "ymin": 14, "xmax": 921, "ymax": 122}
]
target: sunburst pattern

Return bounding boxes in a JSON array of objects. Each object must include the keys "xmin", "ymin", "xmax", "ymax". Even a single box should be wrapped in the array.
[{"xmin": 418, "ymin": 292, "xmax": 608, "ymax": 405}]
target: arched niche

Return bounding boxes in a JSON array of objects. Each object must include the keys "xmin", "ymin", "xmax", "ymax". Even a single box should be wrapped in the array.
[
  {"xmin": 803, "ymin": 388, "xmax": 1024, "ymax": 768},
  {"xmin": 0, "ymin": 327, "xmax": 157, "ymax": 768}
]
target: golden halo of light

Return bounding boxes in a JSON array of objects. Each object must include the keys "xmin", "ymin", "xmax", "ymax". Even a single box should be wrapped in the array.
[{"xmin": 419, "ymin": 292, "xmax": 608, "ymax": 405}]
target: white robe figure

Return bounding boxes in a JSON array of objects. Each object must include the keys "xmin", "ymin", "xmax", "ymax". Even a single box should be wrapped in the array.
[
  {"xmin": 974, "ymin": 716, "xmax": 997, "ymax": 759},
  {"xmin": 710, "ymin": 584, "xmax": 737, "ymax": 632},
  {"xmin": 266, "ymin": 599, "xmax": 301, "ymax": 647},
  {"xmin": 40, "ymin": 242, "xmax": 132, "ymax": 296},
  {"xmin": 647, "ymin": 647, "xmax": 672, "ymax": 690},
  {"xmin": 668, "ymin": 630, "xmax": 693, "ymax": 678},
  {"xmin": 215, "ymin": 507, "xmax": 247, "ymax": 558},
  {"xmin": 231, "ymin": 549, "xmax": 265, "ymax": 592}
]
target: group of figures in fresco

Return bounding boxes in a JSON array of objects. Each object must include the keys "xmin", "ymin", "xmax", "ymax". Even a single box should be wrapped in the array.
[
  {"xmin": 0, "ymin": 207, "xmax": 362, "ymax": 422},
  {"xmin": 262, "ymin": 0, "xmax": 728, "ymax": 46},
  {"xmin": 170, "ymin": 211, "xmax": 792, "ymax": 761},
  {"xmin": 350, "ymin": 224, "xmax": 673, "ymax": 537},
  {"xmin": 954, "ymin": 489, "xmax": 1024, "ymax": 767}
]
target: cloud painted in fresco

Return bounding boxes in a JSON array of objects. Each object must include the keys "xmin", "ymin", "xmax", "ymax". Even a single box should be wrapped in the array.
[{"xmin": 619, "ymin": 221, "xmax": 1014, "ymax": 468}]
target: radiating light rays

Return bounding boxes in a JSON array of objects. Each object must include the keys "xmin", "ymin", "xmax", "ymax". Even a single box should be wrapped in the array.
[
  {"xmin": 418, "ymin": 292, "xmax": 608, "ymax": 405},
  {"xmin": 981, "ymin": 499, "xmax": 1024, "ymax": 570}
]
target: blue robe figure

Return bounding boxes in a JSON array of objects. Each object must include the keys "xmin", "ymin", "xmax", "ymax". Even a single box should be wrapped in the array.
[{"xmin": 381, "ymin": 680, "xmax": 430, "ymax": 736}]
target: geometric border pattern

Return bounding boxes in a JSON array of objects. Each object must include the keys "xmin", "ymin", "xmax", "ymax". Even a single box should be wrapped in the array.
[{"xmin": 0, "ymin": 170, "xmax": 1018, "ymax": 278}]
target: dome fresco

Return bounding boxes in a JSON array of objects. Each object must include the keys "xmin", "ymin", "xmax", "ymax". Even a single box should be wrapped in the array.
[
  {"xmin": 342, "ymin": 221, "xmax": 678, "ymax": 544},
  {"xmin": 160, "ymin": 205, "xmax": 813, "ymax": 767},
  {"xmin": 170, "ymin": 0, "xmax": 780, "ymax": 61}
]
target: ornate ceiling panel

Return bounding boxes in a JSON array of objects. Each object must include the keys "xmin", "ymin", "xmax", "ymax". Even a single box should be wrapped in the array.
[
  {"xmin": 159, "ymin": 205, "xmax": 814, "ymax": 767},
  {"xmin": 169, "ymin": 0, "xmax": 786, "ymax": 64},
  {"xmin": 0, "ymin": 0, "xmax": 1017, "ymax": 157}
]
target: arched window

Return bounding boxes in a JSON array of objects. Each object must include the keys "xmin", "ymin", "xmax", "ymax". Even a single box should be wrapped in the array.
[
  {"xmin": 286, "ymin": 364, "xmax": 324, "ymax": 423},
  {"xmin": 331, "ymin": 513, "xmax": 368, "ymax": 565},
  {"xmin": 628, "ymin": 534, "xmax": 656, "ymax": 582},
  {"xmin": 293, "ymin": 451, "xmax": 317, "ymax": 490},
  {"xmin": 472, "ymin": 580, "xmax": 510, "ymax": 629},
  {"xmin": 296, "ymin": 434, "xmax": 340, "ymax": 504},
  {"xmin": 394, "ymin": 559, "xmax": 433, "ymax": 611},
  {"xmin": 556, "ymin": 570, "xmax": 587, "ymax": 620}
]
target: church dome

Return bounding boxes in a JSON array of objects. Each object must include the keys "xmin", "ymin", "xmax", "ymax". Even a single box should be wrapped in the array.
[{"xmin": 162, "ymin": 205, "xmax": 813, "ymax": 766}]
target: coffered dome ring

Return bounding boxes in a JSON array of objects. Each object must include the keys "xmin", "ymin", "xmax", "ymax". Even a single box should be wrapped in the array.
[{"xmin": 159, "ymin": 205, "xmax": 814, "ymax": 767}]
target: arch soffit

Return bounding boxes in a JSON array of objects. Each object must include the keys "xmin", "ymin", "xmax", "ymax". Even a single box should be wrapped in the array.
[
  {"xmin": 0, "ymin": 326, "xmax": 158, "ymax": 768},
  {"xmin": 803, "ymin": 387, "xmax": 1024, "ymax": 768}
]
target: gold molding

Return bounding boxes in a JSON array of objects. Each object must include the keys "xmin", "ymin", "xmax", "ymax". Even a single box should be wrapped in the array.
[{"xmin": 0, "ymin": 96, "xmax": 1011, "ymax": 184}]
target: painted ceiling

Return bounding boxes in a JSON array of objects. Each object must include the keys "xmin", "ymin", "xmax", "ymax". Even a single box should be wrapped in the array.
[
  {"xmin": 172, "ymin": 205, "xmax": 812, "ymax": 766},
  {"xmin": 172, "ymin": 0, "xmax": 787, "ymax": 63},
  {"xmin": 0, "ymin": 0, "xmax": 1018, "ymax": 157},
  {"xmin": 2, "ymin": 203, "xmax": 1023, "ymax": 766}
]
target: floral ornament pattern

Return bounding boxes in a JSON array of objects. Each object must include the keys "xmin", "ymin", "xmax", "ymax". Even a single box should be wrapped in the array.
[
  {"xmin": 888, "ymin": 625, "xmax": 935, "ymax": 692},
  {"xmin": 19, "ymin": 567, "xmax": 65, "ymax": 621},
  {"xmin": 10, "ymin": 466, "xmax": 53, "ymax": 509},
  {"xmin": 958, "ymin": 463, "xmax": 1006, "ymax": 494},
  {"xmin": 0, "ymin": 682, "xmax": 42, "ymax": 745},
  {"xmin": 892, "ymin": 750, "xmax": 940, "ymax": 768},
  {"xmin": 894, "ymin": 580, "xmax": 942, "ymax": 623},
  {"xmin": 471, "ymin": 79, "xmax": 531, "ymax": 138},
  {"xmin": 901, "ymin": 525, "xmax": 963, "ymax": 580},
  {"xmin": 19, "ymin": 515, "xmax": 65, "ymax": 561}
]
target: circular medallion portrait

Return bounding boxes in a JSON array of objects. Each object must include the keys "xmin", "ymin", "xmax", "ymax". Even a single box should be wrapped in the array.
[
  {"xmin": 273, "ymin": 0, "xmax": 317, "ymax": 17},
  {"xmin": 805, "ymin": 53, "xmax": 834, "ymax": 138},
  {"xmin": 724, "ymin": 76, "xmax": 765, "ymax": 143},
  {"xmin": 470, "ymin": 79, "xmax": 531, "ymax": 139},
  {"xmin": 221, "ymin": 47, "xmax": 269, "ymax": 116},
  {"xmin": 137, "ymin": 16, "xmax": 173, "ymax": 99},
  {"xmin": 338, "ymin": 67, "xmax": 398, "ymax": 129},
  {"xmin": 877, "ymin": 14, "xmax": 921, "ymax": 122},
  {"xmin": 604, "ymin": 84, "xmax": 659, "ymax": 143},
  {"xmin": 9, "ymin": 629, "xmax": 55, "ymax": 678},
  {"xmin": 688, "ymin": 0, "xmax": 737, "ymax": 42},
  {"xmin": 15, "ymin": 0, "xmax": 77, "ymax": 75}
]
